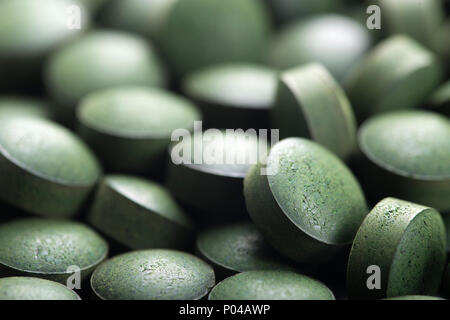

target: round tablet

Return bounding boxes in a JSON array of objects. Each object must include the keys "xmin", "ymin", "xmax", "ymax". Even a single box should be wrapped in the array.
[
  {"xmin": 264, "ymin": 0, "xmax": 342, "ymax": 23},
  {"xmin": 167, "ymin": 130, "xmax": 270, "ymax": 223},
  {"xmin": 88, "ymin": 174, "xmax": 194, "ymax": 250},
  {"xmin": 160, "ymin": 0, "xmax": 271, "ymax": 76},
  {"xmin": 0, "ymin": 218, "xmax": 108, "ymax": 283},
  {"xmin": 0, "ymin": 277, "xmax": 80, "ymax": 300},
  {"xmin": 91, "ymin": 249, "xmax": 215, "ymax": 300},
  {"xmin": 77, "ymin": 86, "xmax": 201, "ymax": 173},
  {"xmin": 208, "ymin": 271, "xmax": 335, "ymax": 300},
  {"xmin": 0, "ymin": 97, "xmax": 52, "ymax": 120},
  {"xmin": 272, "ymin": 63, "xmax": 357, "ymax": 160},
  {"xmin": 429, "ymin": 80, "xmax": 450, "ymax": 117},
  {"xmin": 196, "ymin": 222, "xmax": 293, "ymax": 279},
  {"xmin": 182, "ymin": 63, "xmax": 277, "ymax": 129},
  {"xmin": 377, "ymin": 0, "xmax": 444, "ymax": 50},
  {"xmin": 385, "ymin": 295, "xmax": 445, "ymax": 300},
  {"xmin": 243, "ymin": 138, "xmax": 368, "ymax": 264},
  {"xmin": 345, "ymin": 35, "xmax": 443, "ymax": 121},
  {"xmin": 268, "ymin": 14, "xmax": 371, "ymax": 82},
  {"xmin": 0, "ymin": 117, "xmax": 101, "ymax": 218},
  {"xmin": 100, "ymin": 0, "xmax": 178, "ymax": 39},
  {"xmin": 45, "ymin": 31, "xmax": 167, "ymax": 118},
  {"xmin": 347, "ymin": 197, "xmax": 447, "ymax": 300},
  {"xmin": 0, "ymin": 0, "xmax": 89, "ymax": 91},
  {"xmin": 358, "ymin": 111, "xmax": 450, "ymax": 212}
]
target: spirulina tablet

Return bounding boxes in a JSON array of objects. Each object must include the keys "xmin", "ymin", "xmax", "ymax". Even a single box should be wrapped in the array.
[
  {"xmin": 273, "ymin": 63, "xmax": 357, "ymax": 160},
  {"xmin": 77, "ymin": 87, "xmax": 201, "ymax": 173},
  {"xmin": 0, "ymin": 277, "xmax": 80, "ymax": 300},
  {"xmin": 0, "ymin": 97, "xmax": 52, "ymax": 120},
  {"xmin": 88, "ymin": 175, "xmax": 194, "ymax": 250},
  {"xmin": 160, "ymin": 0, "xmax": 271, "ymax": 76},
  {"xmin": 167, "ymin": 130, "xmax": 269, "ymax": 223},
  {"xmin": 91, "ymin": 249, "xmax": 215, "ymax": 300},
  {"xmin": 45, "ymin": 31, "xmax": 167, "ymax": 118},
  {"xmin": 0, "ymin": 0, "xmax": 88, "ymax": 91},
  {"xmin": 429, "ymin": 80, "xmax": 450, "ymax": 117},
  {"xmin": 0, "ymin": 117, "xmax": 101, "ymax": 218},
  {"xmin": 196, "ymin": 222, "xmax": 293, "ymax": 279},
  {"xmin": 243, "ymin": 137, "xmax": 368, "ymax": 264},
  {"xmin": 0, "ymin": 218, "xmax": 108, "ymax": 283},
  {"xmin": 358, "ymin": 111, "xmax": 450, "ymax": 212},
  {"xmin": 268, "ymin": 14, "xmax": 370, "ymax": 81},
  {"xmin": 100, "ymin": 0, "xmax": 178, "ymax": 39},
  {"xmin": 345, "ymin": 35, "xmax": 443, "ymax": 121},
  {"xmin": 208, "ymin": 271, "xmax": 335, "ymax": 300},
  {"xmin": 385, "ymin": 295, "xmax": 445, "ymax": 300},
  {"xmin": 377, "ymin": 0, "xmax": 444, "ymax": 50},
  {"xmin": 182, "ymin": 63, "xmax": 277, "ymax": 130},
  {"xmin": 347, "ymin": 197, "xmax": 446, "ymax": 300}
]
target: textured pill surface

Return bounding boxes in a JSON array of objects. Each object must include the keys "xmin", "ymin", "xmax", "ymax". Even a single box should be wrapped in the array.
[
  {"xmin": 209, "ymin": 271, "xmax": 335, "ymax": 300},
  {"xmin": 347, "ymin": 197, "xmax": 447, "ymax": 300},
  {"xmin": 0, "ymin": 218, "xmax": 108, "ymax": 280},
  {"xmin": 91, "ymin": 249, "xmax": 215, "ymax": 300},
  {"xmin": 0, "ymin": 277, "xmax": 80, "ymax": 300},
  {"xmin": 196, "ymin": 222, "xmax": 293, "ymax": 275}
]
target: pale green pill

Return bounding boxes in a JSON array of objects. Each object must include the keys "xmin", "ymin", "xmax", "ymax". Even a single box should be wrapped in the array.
[
  {"xmin": 77, "ymin": 87, "xmax": 201, "ymax": 173},
  {"xmin": 45, "ymin": 31, "xmax": 167, "ymax": 119},
  {"xmin": 346, "ymin": 35, "xmax": 443, "ymax": 121},
  {"xmin": 88, "ymin": 175, "xmax": 194, "ymax": 250},
  {"xmin": 0, "ymin": 218, "xmax": 108, "ymax": 283},
  {"xmin": 91, "ymin": 249, "xmax": 215, "ymax": 300},
  {"xmin": 0, "ymin": 277, "xmax": 80, "ymax": 300},
  {"xmin": 269, "ymin": 14, "xmax": 371, "ymax": 81},
  {"xmin": 273, "ymin": 63, "xmax": 357, "ymax": 160},
  {"xmin": 0, "ymin": 117, "xmax": 101, "ymax": 218},
  {"xmin": 209, "ymin": 271, "xmax": 335, "ymax": 300},
  {"xmin": 182, "ymin": 63, "xmax": 277, "ymax": 129}
]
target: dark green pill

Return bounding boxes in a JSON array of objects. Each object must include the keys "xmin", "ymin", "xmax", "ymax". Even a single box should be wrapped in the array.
[
  {"xmin": 160, "ymin": 0, "xmax": 271, "ymax": 76},
  {"xmin": 0, "ymin": 218, "xmax": 108, "ymax": 283},
  {"xmin": 167, "ymin": 130, "xmax": 269, "ymax": 223},
  {"xmin": 45, "ymin": 31, "xmax": 167, "ymax": 116},
  {"xmin": 77, "ymin": 86, "xmax": 201, "ymax": 173},
  {"xmin": 88, "ymin": 174, "xmax": 194, "ymax": 250},
  {"xmin": 208, "ymin": 271, "xmax": 335, "ymax": 300},
  {"xmin": 347, "ymin": 197, "xmax": 446, "ymax": 300},
  {"xmin": 377, "ymin": 0, "xmax": 445, "ymax": 51},
  {"xmin": 0, "ymin": 0, "xmax": 89, "ymax": 91},
  {"xmin": 0, "ymin": 117, "xmax": 101, "ymax": 218},
  {"xmin": 196, "ymin": 222, "xmax": 293, "ymax": 279},
  {"xmin": 268, "ymin": 14, "xmax": 371, "ymax": 81},
  {"xmin": 244, "ymin": 138, "xmax": 368, "ymax": 264},
  {"xmin": 385, "ymin": 295, "xmax": 445, "ymax": 300},
  {"xmin": 273, "ymin": 63, "xmax": 357, "ymax": 160},
  {"xmin": 428, "ymin": 80, "xmax": 450, "ymax": 117},
  {"xmin": 0, "ymin": 277, "xmax": 80, "ymax": 300},
  {"xmin": 182, "ymin": 63, "xmax": 277, "ymax": 129},
  {"xmin": 358, "ymin": 111, "xmax": 450, "ymax": 212},
  {"xmin": 100, "ymin": 0, "xmax": 177, "ymax": 39},
  {"xmin": 91, "ymin": 249, "xmax": 215, "ymax": 300},
  {"xmin": 0, "ymin": 97, "xmax": 52, "ymax": 120},
  {"xmin": 345, "ymin": 35, "xmax": 443, "ymax": 121}
]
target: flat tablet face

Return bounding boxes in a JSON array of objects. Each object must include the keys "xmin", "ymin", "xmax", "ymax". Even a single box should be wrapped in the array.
[
  {"xmin": 266, "ymin": 138, "xmax": 367, "ymax": 245},
  {"xmin": 183, "ymin": 64, "xmax": 277, "ymax": 109},
  {"xmin": 0, "ymin": 117, "xmax": 100, "ymax": 186},
  {"xmin": 359, "ymin": 111, "xmax": 450, "ymax": 180},
  {"xmin": 79, "ymin": 87, "xmax": 200, "ymax": 138},
  {"xmin": 91, "ymin": 249, "xmax": 215, "ymax": 300}
]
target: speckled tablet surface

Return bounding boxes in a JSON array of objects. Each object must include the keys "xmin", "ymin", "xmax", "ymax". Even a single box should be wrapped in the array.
[{"xmin": 0, "ymin": 277, "xmax": 80, "ymax": 300}]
